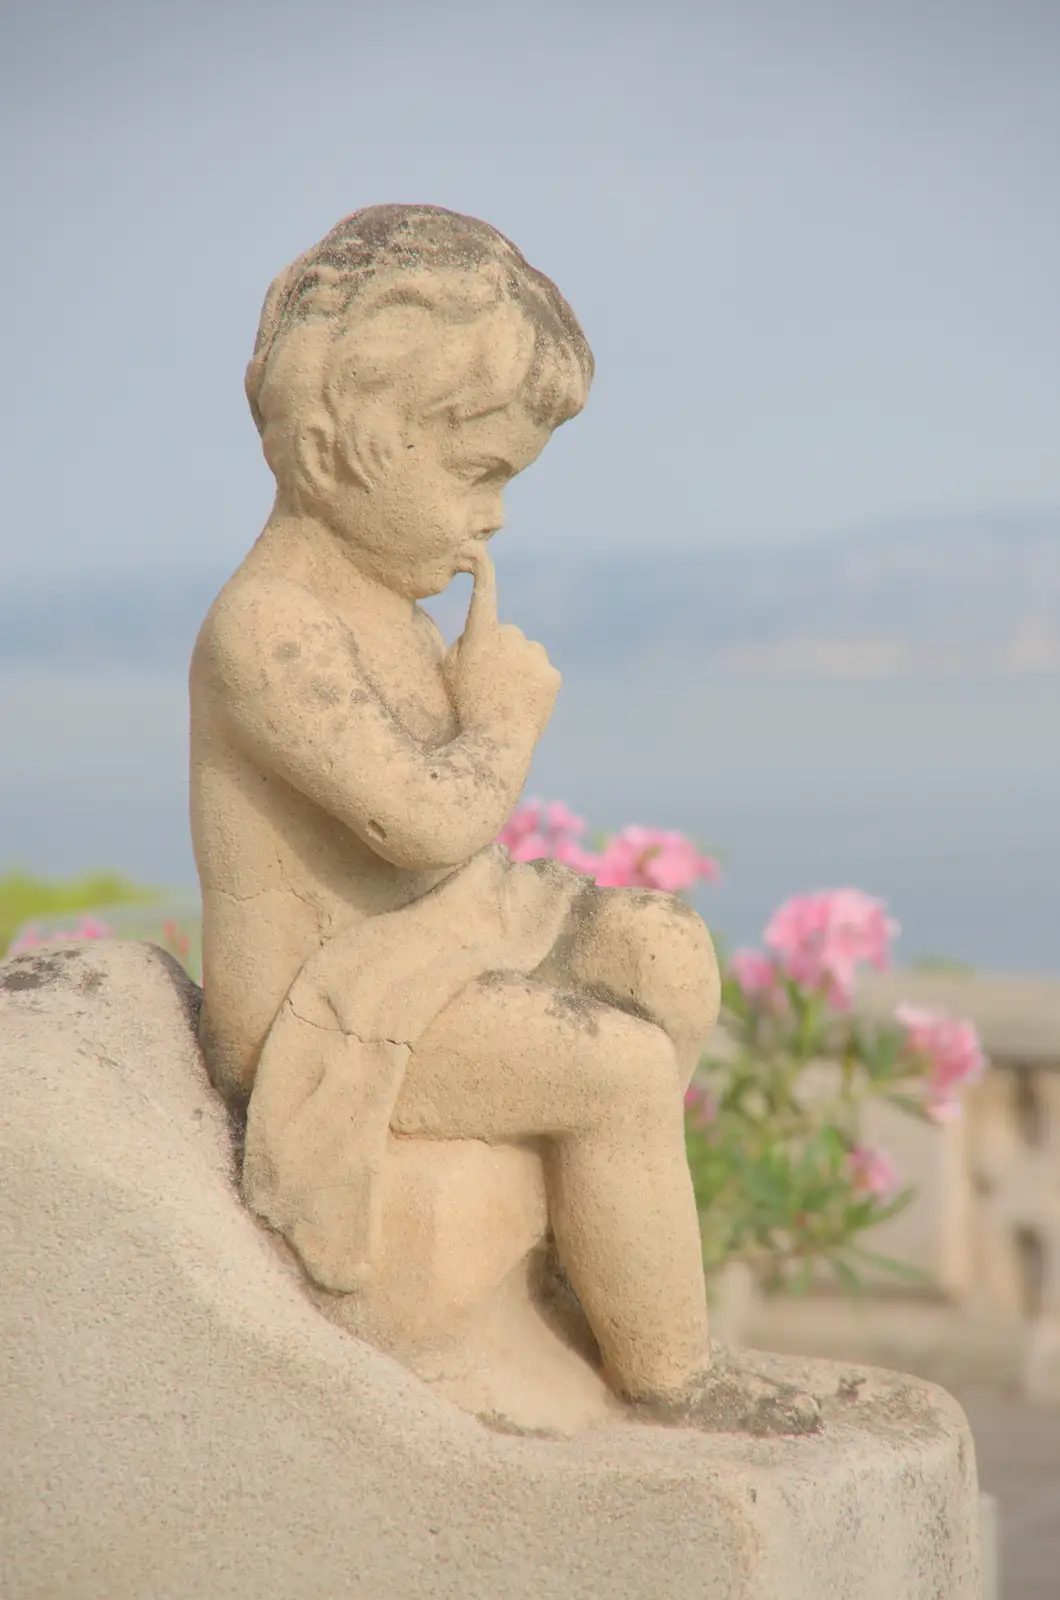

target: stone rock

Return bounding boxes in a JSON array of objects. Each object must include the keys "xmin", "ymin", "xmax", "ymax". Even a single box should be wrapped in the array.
[{"xmin": 1, "ymin": 939, "xmax": 983, "ymax": 1599}]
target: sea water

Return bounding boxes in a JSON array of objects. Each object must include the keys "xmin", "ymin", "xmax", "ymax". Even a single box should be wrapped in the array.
[{"xmin": 2, "ymin": 665, "xmax": 1057, "ymax": 974}]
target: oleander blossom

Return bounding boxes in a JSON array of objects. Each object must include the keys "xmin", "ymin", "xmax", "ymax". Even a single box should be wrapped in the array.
[
  {"xmin": 9, "ymin": 914, "xmax": 115, "ymax": 952},
  {"xmin": 592, "ymin": 826, "xmax": 720, "ymax": 893},
  {"xmin": 496, "ymin": 804, "xmax": 719, "ymax": 892},
  {"xmin": 763, "ymin": 888, "xmax": 899, "ymax": 1009},
  {"xmin": 896, "ymin": 1003, "xmax": 986, "ymax": 1123},
  {"xmin": 846, "ymin": 1144, "xmax": 900, "ymax": 1200},
  {"xmin": 496, "ymin": 799, "xmax": 598, "ymax": 872},
  {"xmin": 729, "ymin": 948, "xmax": 779, "ymax": 998}
]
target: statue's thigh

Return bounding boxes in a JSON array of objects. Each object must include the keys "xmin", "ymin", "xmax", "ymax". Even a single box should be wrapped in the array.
[{"xmin": 391, "ymin": 972, "xmax": 678, "ymax": 1143}]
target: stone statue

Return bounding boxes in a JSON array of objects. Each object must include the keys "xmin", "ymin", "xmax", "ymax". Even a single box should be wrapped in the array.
[{"xmin": 189, "ymin": 204, "xmax": 820, "ymax": 1437}]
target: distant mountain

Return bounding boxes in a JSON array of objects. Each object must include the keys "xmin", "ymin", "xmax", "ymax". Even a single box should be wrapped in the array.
[{"xmin": 3, "ymin": 510, "xmax": 1059, "ymax": 678}]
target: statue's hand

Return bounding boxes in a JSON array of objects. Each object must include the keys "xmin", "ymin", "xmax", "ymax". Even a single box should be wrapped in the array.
[{"xmin": 444, "ymin": 552, "xmax": 560, "ymax": 741}]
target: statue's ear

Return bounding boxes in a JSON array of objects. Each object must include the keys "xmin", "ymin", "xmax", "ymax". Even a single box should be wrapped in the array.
[
  {"xmin": 295, "ymin": 408, "xmax": 371, "ymax": 494},
  {"xmin": 354, "ymin": 410, "xmax": 403, "ymax": 488}
]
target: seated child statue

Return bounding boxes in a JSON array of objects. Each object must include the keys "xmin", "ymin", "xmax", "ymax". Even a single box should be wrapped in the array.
[{"xmin": 190, "ymin": 204, "xmax": 819, "ymax": 1436}]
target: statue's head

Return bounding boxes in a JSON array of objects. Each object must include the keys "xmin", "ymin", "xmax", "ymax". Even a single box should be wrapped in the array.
[{"xmin": 246, "ymin": 204, "xmax": 594, "ymax": 596}]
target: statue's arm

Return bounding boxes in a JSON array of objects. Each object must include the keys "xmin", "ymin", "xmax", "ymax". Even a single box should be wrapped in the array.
[{"xmin": 194, "ymin": 578, "xmax": 533, "ymax": 871}]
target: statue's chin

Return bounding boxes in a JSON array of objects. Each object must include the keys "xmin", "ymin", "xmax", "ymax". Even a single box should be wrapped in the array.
[{"xmin": 438, "ymin": 559, "xmax": 475, "ymax": 588}]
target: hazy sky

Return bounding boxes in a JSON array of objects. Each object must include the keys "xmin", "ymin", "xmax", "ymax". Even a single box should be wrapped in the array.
[{"xmin": 5, "ymin": 0, "xmax": 1059, "ymax": 579}]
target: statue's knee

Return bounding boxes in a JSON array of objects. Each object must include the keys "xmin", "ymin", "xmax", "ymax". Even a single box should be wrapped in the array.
[
  {"xmin": 601, "ymin": 888, "xmax": 719, "ymax": 1020},
  {"xmin": 665, "ymin": 904, "xmax": 721, "ymax": 1033},
  {"xmin": 584, "ymin": 1013, "xmax": 681, "ymax": 1123}
]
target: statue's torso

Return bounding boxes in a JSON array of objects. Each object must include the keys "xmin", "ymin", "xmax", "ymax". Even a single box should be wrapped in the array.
[{"xmin": 189, "ymin": 552, "xmax": 461, "ymax": 1100}]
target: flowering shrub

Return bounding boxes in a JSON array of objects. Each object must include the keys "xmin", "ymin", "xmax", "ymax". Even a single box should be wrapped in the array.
[{"xmin": 690, "ymin": 887, "xmax": 984, "ymax": 1291}]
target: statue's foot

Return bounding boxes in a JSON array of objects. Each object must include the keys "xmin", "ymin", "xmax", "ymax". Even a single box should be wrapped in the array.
[{"xmin": 624, "ymin": 1350, "xmax": 823, "ymax": 1437}]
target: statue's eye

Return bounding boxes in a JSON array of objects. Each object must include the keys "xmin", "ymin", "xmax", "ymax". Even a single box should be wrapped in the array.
[{"xmin": 453, "ymin": 458, "xmax": 512, "ymax": 487}]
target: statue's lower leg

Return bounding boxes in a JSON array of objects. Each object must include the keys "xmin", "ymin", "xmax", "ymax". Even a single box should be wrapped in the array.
[
  {"xmin": 549, "ymin": 1116, "xmax": 822, "ymax": 1437},
  {"xmin": 396, "ymin": 973, "xmax": 823, "ymax": 1436}
]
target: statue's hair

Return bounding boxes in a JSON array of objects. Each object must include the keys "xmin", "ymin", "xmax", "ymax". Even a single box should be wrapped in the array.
[{"xmin": 245, "ymin": 205, "xmax": 594, "ymax": 459}]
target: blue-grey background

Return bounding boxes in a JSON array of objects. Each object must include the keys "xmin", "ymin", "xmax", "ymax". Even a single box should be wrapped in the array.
[{"xmin": 3, "ymin": 0, "xmax": 1059, "ymax": 969}]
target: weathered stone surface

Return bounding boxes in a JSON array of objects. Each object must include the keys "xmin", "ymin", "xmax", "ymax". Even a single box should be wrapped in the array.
[{"xmin": 1, "ymin": 940, "xmax": 983, "ymax": 1598}]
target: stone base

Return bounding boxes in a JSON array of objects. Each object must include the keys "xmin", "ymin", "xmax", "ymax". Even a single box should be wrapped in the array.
[{"xmin": 1, "ymin": 941, "xmax": 983, "ymax": 1598}]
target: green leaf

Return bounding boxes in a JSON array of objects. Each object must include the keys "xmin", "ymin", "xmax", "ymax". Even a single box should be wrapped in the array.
[
  {"xmin": 787, "ymin": 1260, "xmax": 816, "ymax": 1297},
  {"xmin": 861, "ymin": 1029, "xmax": 902, "ymax": 1081},
  {"xmin": 883, "ymin": 1092, "xmax": 936, "ymax": 1124},
  {"xmin": 867, "ymin": 1187, "xmax": 917, "ymax": 1225},
  {"xmin": 830, "ymin": 1256, "xmax": 865, "ymax": 1298},
  {"xmin": 845, "ymin": 1245, "xmax": 933, "ymax": 1284}
]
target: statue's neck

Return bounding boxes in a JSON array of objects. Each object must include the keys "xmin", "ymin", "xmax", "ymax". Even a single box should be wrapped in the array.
[{"xmin": 253, "ymin": 508, "xmax": 418, "ymax": 633}]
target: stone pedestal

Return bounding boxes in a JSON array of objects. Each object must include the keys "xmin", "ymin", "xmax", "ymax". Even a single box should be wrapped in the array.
[{"xmin": 0, "ymin": 942, "xmax": 984, "ymax": 1599}]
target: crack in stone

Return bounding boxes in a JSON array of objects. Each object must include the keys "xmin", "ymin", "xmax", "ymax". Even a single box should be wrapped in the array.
[{"xmin": 284, "ymin": 996, "xmax": 407, "ymax": 1051}]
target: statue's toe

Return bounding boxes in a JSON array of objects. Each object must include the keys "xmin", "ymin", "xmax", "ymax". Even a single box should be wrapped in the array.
[{"xmin": 624, "ymin": 1355, "xmax": 823, "ymax": 1437}]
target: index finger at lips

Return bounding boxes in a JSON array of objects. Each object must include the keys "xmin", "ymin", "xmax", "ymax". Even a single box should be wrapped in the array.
[{"xmin": 463, "ymin": 549, "xmax": 499, "ymax": 642}]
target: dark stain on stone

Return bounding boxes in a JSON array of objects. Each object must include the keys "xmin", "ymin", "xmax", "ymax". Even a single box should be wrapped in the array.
[
  {"xmin": 579, "ymin": 981, "xmax": 655, "ymax": 1028},
  {"xmin": 0, "ymin": 968, "xmax": 48, "ymax": 992},
  {"xmin": 307, "ymin": 676, "xmax": 342, "ymax": 707},
  {"xmin": 274, "ymin": 641, "xmax": 301, "ymax": 661},
  {"xmin": 544, "ymin": 988, "xmax": 602, "ymax": 1035},
  {"xmin": 0, "ymin": 947, "xmax": 84, "ymax": 992},
  {"xmin": 228, "ymin": 1102, "xmax": 248, "ymax": 1175}
]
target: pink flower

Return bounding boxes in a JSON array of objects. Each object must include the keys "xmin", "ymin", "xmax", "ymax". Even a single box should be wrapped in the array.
[
  {"xmin": 684, "ymin": 1083, "xmax": 716, "ymax": 1129},
  {"xmin": 497, "ymin": 800, "xmax": 545, "ymax": 858},
  {"xmin": 896, "ymin": 1004, "xmax": 985, "ymax": 1122},
  {"xmin": 542, "ymin": 801, "xmax": 587, "ymax": 839},
  {"xmin": 498, "ymin": 799, "xmax": 590, "ymax": 864},
  {"xmin": 763, "ymin": 889, "xmax": 899, "ymax": 1009},
  {"xmin": 550, "ymin": 838, "xmax": 602, "ymax": 874},
  {"xmin": 497, "ymin": 806, "xmax": 720, "ymax": 894},
  {"xmin": 729, "ymin": 948, "xmax": 778, "ymax": 998},
  {"xmin": 592, "ymin": 827, "xmax": 720, "ymax": 893},
  {"xmin": 505, "ymin": 830, "xmax": 549, "ymax": 862},
  {"xmin": 68, "ymin": 915, "xmax": 114, "ymax": 940},
  {"xmin": 847, "ymin": 1144, "xmax": 900, "ymax": 1199},
  {"xmin": 163, "ymin": 919, "xmax": 192, "ymax": 961}
]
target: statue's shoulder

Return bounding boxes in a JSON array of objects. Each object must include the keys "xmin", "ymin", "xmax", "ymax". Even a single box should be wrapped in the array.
[{"xmin": 193, "ymin": 568, "xmax": 350, "ymax": 687}]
